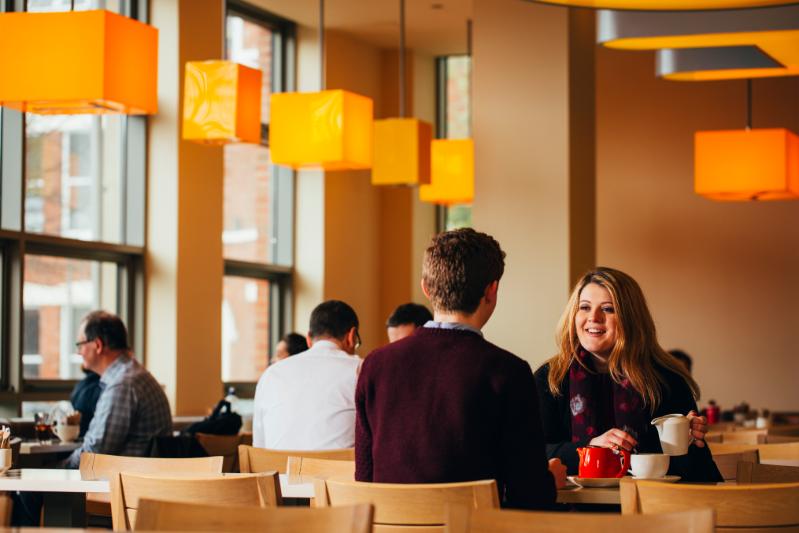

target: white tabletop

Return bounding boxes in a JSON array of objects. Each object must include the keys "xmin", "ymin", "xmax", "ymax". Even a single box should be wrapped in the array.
[
  {"xmin": 20, "ymin": 441, "xmax": 81, "ymax": 455},
  {"xmin": 0, "ymin": 469, "xmax": 108, "ymax": 493}
]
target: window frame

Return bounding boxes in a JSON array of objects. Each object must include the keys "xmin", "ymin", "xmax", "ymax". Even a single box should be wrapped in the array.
[
  {"xmin": 222, "ymin": 1, "xmax": 296, "ymax": 397},
  {"xmin": 0, "ymin": 0, "xmax": 147, "ymax": 408}
]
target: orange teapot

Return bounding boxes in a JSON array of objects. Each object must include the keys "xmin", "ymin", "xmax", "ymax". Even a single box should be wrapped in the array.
[{"xmin": 577, "ymin": 446, "xmax": 630, "ymax": 478}]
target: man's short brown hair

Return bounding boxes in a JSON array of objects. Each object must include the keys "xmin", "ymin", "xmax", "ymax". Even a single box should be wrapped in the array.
[{"xmin": 422, "ymin": 228, "xmax": 506, "ymax": 314}]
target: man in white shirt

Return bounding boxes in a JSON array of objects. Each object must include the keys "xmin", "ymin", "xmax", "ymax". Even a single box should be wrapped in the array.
[{"xmin": 253, "ymin": 300, "xmax": 361, "ymax": 450}]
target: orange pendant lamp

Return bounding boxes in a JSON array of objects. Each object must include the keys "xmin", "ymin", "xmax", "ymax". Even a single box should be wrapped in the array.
[
  {"xmin": 269, "ymin": 0, "xmax": 373, "ymax": 171},
  {"xmin": 695, "ymin": 81, "xmax": 799, "ymax": 201},
  {"xmin": 182, "ymin": 61, "xmax": 262, "ymax": 145},
  {"xmin": 420, "ymin": 21, "xmax": 474, "ymax": 205},
  {"xmin": 0, "ymin": 10, "xmax": 157, "ymax": 115},
  {"xmin": 372, "ymin": 0, "xmax": 432, "ymax": 186}
]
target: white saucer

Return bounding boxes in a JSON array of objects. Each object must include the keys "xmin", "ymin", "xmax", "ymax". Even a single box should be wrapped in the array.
[
  {"xmin": 568, "ymin": 476, "xmax": 622, "ymax": 488},
  {"xmin": 632, "ymin": 475, "xmax": 681, "ymax": 483}
]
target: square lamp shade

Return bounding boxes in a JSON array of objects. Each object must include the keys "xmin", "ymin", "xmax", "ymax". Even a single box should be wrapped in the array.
[
  {"xmin": 270, "ymin": 89, "xmax": 373, "ymax": 171},
  {"xmin": 183, "ymin": 61, "xmax": 262, "ymax": 145},
  {"xmin": 419, "ymin": 139, "xmax": 475, "ymax": 205},
  {"xmin": 0, "ymin": 10, "xmax": 157, "ymax": 115},
  {"xmin": 695, "ymin": 128, "xmax": 799, "ymax": 201},
  {"xmin": 372, "ymin": 118, "xmax": 432, "ymax": 186}
]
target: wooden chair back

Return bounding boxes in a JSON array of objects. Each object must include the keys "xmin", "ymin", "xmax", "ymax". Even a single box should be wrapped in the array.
[
  {"xmin": 0, "ymin": 494, "xmax": 10, "ymax": 527},
  {"xmin": 135, "ymin": 498, "xmax": 373, "ymax": 533},
  {"xmin": 712, "ymin": 449, "xmax": 760, "ymax": 480},
  {"xmin": 758, "ymin": 434, "xmax": 799, "ymax": 444},
  {"xmin": 758, "ymin": 442, "xmax": 799, "ymax": 461},
  {"xmin": 445, "ymin": 505, "xmax": 714, "ymax": 533},
  {"xmin": 79, "ymin": 452, "xmax": 224, "ymax": 480},
  {"xmin": 195, "ymin": 433, "xmax": 244, "ymax": 473},
  {"xmin": 620, "ymin": 478, "xmax": 799, "ymax": 530},
  {"xmin": 238, "ymin": 444, "xmax": 354, "ymax": 474},
  {"xmin": 720, "ymin": 431, "xmax": 765, "ymax": 445},
  {"xmin": 737, "ymin": 462, "xmax": 799, "ymax": 484},
  {"xmin": 314, "ymin": 478, "xmax": 499, "ymax": 533},
  {"xmin": 110, "ymin": 471, "xmax": 281, "ymax": 531},
  {"xmin": 287, "ymin": 456, "xmax": 355, "ymax": 479}
]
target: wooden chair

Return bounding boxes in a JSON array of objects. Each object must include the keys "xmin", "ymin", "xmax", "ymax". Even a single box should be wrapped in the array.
[
  {"xmin": 758, "ymin": 442, "xmax": 799, "ymax": 462},
  {"xmin": 712, "ymin": 449, "xmax": 760, "ymax": 480},
  {"xmin": 79, "ymin": 452, "xmax": 225, "ymax": 517},
  {"xmin": 758, "ymin": 434, "xmax": 799, "ymax": 444},
  {"xmin": 314, "ymin": 478, "xmax": 499, "ymax": 533},
  {"xmin": 0, "ymin": 494, "xmax": 10, "ymax": 527},
  {"xmin": 110, "ymin": 471, "xmax": 281, "ymax": 531},
  {"xmin": 444, "ymin": 505, "xmax": 714, "ymax": 533},
  {"xmin": 195, "ymin": 433, "xmax": 244, "ymax": 473},
  {"xmin": 238, "ymin": 444, "xmax": 354, "ymax": 474},
  {"xmin": 287, "ymin": 456, "xmax": 355, "ymax": 479},
  {"xmin": 135, "ymin": 498, "xmax": 373, "ymax": 532},
  {"xmin": 620, "ymin": 478, "xmax": 799, "ymax": 530},
  {"xmin": 737, "ymin": 462, "xmax": 799, "ymax": 484}
]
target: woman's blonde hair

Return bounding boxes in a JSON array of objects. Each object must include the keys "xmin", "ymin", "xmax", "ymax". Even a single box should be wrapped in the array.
[{"xmin": 546, "ymin": 267, "xmax": 699, "ymax": 412}]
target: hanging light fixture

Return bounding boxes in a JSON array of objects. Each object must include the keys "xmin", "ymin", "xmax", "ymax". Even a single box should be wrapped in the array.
[
  {"xmin": 419, "ymin": 21, "xmax": 474, "ymax": 205},
  {"xmin": 598, "ymin": 6, "xmax": 799, "ymax": 81},
  {"xmin": 269, "ymin": 0, "xmax": 373, "ymax": 171},
  {"xmin": 182, "ymin": 61, "xmax": 262, "ymax": 144},
  {"xmin": 525, "ymin": 0, "xmax": 797, "ymax": 10},
  {"xmin": 0, "ymin": 9, "xmax": 157, "ymax": 115},
  {"xmin": 695, "ymin": 81, "xmax": 799, "ymax": 201},
  {"xmin": 372, "ymin": 0, "xmax": 432, "ymax": 186}
]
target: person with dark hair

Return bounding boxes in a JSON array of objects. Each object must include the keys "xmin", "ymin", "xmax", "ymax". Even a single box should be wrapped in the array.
[
  {"xmin": 253, "ymin": 300, "xmax": 361, "ymax": 449},
  {"xmin": 385, "ymin": 303, "xmax": 433, "ymax": 343},
  {"xmin": 355, "ymin": 228, "xmax": 564, "ymax": 510},
  {"xmin": 272, "ymin": 332, "xmax": 309, "ymax": 364},
  {"xmin": 63, "ymin": 310, "xmax": 172, "ymax": 468},
  {"xmin": 669, "ymin": 349, "xmax": 693, "ymax": 374}
]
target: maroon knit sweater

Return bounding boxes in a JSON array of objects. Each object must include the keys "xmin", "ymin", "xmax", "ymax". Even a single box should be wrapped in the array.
[{"xmin": 355, "ymin": 327, "xmax": 556, "ymax": 510}]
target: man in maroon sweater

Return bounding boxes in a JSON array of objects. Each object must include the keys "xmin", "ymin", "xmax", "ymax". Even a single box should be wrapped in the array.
[{"xmin": 355, "ymin": 228, "xmax": 566, "ymax": 509}]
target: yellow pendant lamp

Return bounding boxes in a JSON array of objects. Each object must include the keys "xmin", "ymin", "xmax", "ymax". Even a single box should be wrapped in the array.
[
  {"xmin": 695, "ymin": 81, "xmax": 799, "ymax": 201},
  {"xmin": 420, "ymin": 21, "xmax": 474, "ymax": 206},
  {"xmin": 372, "ymin": 0, "xmax": 432, "ymax": 186},
  {"xmin": 182, "ymin": 61, "xmax": 262, "ymax": 145},
  {"xmin": 269, "ymin": 0, "xmax": 373, "ymax": 171},
  {"xmin": 0, "ymin": 10, "xmax": 157, "ymax": 115},
  {"xmin": 528, "ymin": 0, "xmax": 797, "ymax": 9}
]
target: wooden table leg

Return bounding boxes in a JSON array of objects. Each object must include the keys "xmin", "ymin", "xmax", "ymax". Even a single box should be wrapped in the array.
[{"xmin": 42, "ymin": 492, "xmax": 86, "ymax": 527}]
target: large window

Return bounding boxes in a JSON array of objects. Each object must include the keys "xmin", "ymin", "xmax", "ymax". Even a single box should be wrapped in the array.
[
  {"xmin": 0, "ymin": 0, "xmax": 146, "ymax": 406},
  {"xmin": 222, "ymin": 2, "xmax": 294, "ymax": 386},
  {"xmin": 437, "ymin": 55, "xmax": 473, "ymax": 231}
]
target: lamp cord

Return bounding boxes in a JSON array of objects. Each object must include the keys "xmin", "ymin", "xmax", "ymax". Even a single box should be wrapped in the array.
[
  {"xmin": 399, "ymin": 0, "xmax": 405, "ymax": 118},
  {"xmin": 319, "ymin": 0, "xmax": 325, "ymax": 91},
  {"xmin": 746, "ymin": 79, "xmax": 752, "ymax": 130}
]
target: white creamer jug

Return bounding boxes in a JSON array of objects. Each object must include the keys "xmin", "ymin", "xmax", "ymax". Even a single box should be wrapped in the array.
[{"xmin": 651, "ymin": 413, "xmax": 691, "ymax": 456}]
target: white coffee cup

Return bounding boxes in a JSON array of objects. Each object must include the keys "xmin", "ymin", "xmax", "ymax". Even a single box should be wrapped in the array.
[
  {"xmin": 0, "ymin": 448, "xmax": 11, "ymax": 475},
  {"xmin": 630, "ymin": 453, "xmax": 670, "ymax": 479},
  {"xmin": 53, "ymin": 424, "xmax": 80, "ymax": 443}
]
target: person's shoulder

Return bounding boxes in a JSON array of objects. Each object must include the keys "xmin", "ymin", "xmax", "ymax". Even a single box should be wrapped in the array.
[{"xmin": 533, "ymin": 361, "xmax": 552, "ymax": 381}]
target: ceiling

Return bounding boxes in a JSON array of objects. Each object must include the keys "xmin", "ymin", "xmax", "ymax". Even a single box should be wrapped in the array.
[{"xmin": 247, "ymin": 0, "xmax": 473, "ymax": 56}]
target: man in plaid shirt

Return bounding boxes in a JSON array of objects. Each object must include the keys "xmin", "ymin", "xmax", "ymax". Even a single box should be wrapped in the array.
[{"xmin": 64, "ymin": 311, "xmax": 172, "ymax": 468}]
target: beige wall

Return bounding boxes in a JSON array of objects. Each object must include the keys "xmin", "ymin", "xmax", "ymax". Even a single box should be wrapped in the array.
[
  {"xmin": 472, "ymin": 0, "xmax": 595, "ymax": 366},
  {"xmin": 147, "ymin": 0, "xmax": 224, "ymax": 415},
  {"xmin": 596, "ymin": 47, "xmax": 799, "ymax": 411}
]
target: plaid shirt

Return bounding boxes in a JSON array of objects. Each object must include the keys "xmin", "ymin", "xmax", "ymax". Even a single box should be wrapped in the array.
[{"xmin": 65, "ymin": 355, "xmax": 172, "ymax": 468}]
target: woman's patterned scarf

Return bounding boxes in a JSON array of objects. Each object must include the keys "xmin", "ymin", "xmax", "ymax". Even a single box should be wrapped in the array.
[{"xmin": 568, "ymin": 347, "xmax": 647, "ymax": 445}]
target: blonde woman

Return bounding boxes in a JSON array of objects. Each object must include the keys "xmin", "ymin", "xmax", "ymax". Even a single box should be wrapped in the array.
[{"xmin": 534, "ymin": 267, "xmax": 721, "ymax": 482}]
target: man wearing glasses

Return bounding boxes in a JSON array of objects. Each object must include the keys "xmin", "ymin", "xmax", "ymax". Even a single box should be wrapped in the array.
[{"xmin": 253, "ymin": 300, "xmax": 362, "ymax": 450}]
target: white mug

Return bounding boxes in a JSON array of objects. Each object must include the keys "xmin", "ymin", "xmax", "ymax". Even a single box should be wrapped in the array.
[
  {"xmin": 53, "ymin": 424, "xmax": 80, "ymax": 443},
  {"xmin": 0, "ymin": 448, "xmax": 11, "ymax": 475},
  {"xmin": 630, "ymin": 453, "xmax": 669, "ymax": 479}
]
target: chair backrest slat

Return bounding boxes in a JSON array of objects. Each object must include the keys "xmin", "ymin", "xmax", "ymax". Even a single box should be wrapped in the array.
[
  {"xmin": 315, "ymin": 478, "xmax": 499, "ymax": 531},
  {"xmin": 620, "ymin": 478, "xmax": 799, "ymax": 528},
  {"xmin": 737, "ymin": 462, "xmax": 799, "ymax": 484},
  {"xmin": 712, "ymin": 449, "xmax": 760, "ymax": 480},
  {"xmin": 110, "ymin": 471, "xmax": 281, "ymax": 531},
  {"xmin": 238, "ymin": 444, "xmax": 354, "ymax": 474},
  {"xmin": 135, "ymin": 498, "xmax": 373, "ymax": 532},
  {"xmin": 444, "ymin": 505, "xmax": 714, "ymax": 533},
  {"xmin": 287, "ymin": 456, "xmax": 355, "ymax": 479},
  {"xmin": 79, "ymin": 452, "xmax": 224, "ymax": 480}
]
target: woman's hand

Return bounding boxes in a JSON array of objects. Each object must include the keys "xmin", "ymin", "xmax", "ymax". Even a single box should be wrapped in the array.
[
  {"xmin": 687, "ymin": 410, "xmax": 708, "ymax": 448},
  {"xmin": 589, "ymin": 428, "xmax": 638, "ymax": 451},
  {"xmin": 548, "ymin": 458, "xmax": 568, "ymax": 489}
]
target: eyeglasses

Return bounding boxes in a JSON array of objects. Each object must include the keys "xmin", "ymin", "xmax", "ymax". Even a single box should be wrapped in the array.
[
  {"xmin": 355, "ymin": 329, "xmax": 362, "ymax": 350},
  {"xmin": 74, "ymin": 339, "xmax": 91, "ymax": 348}
]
